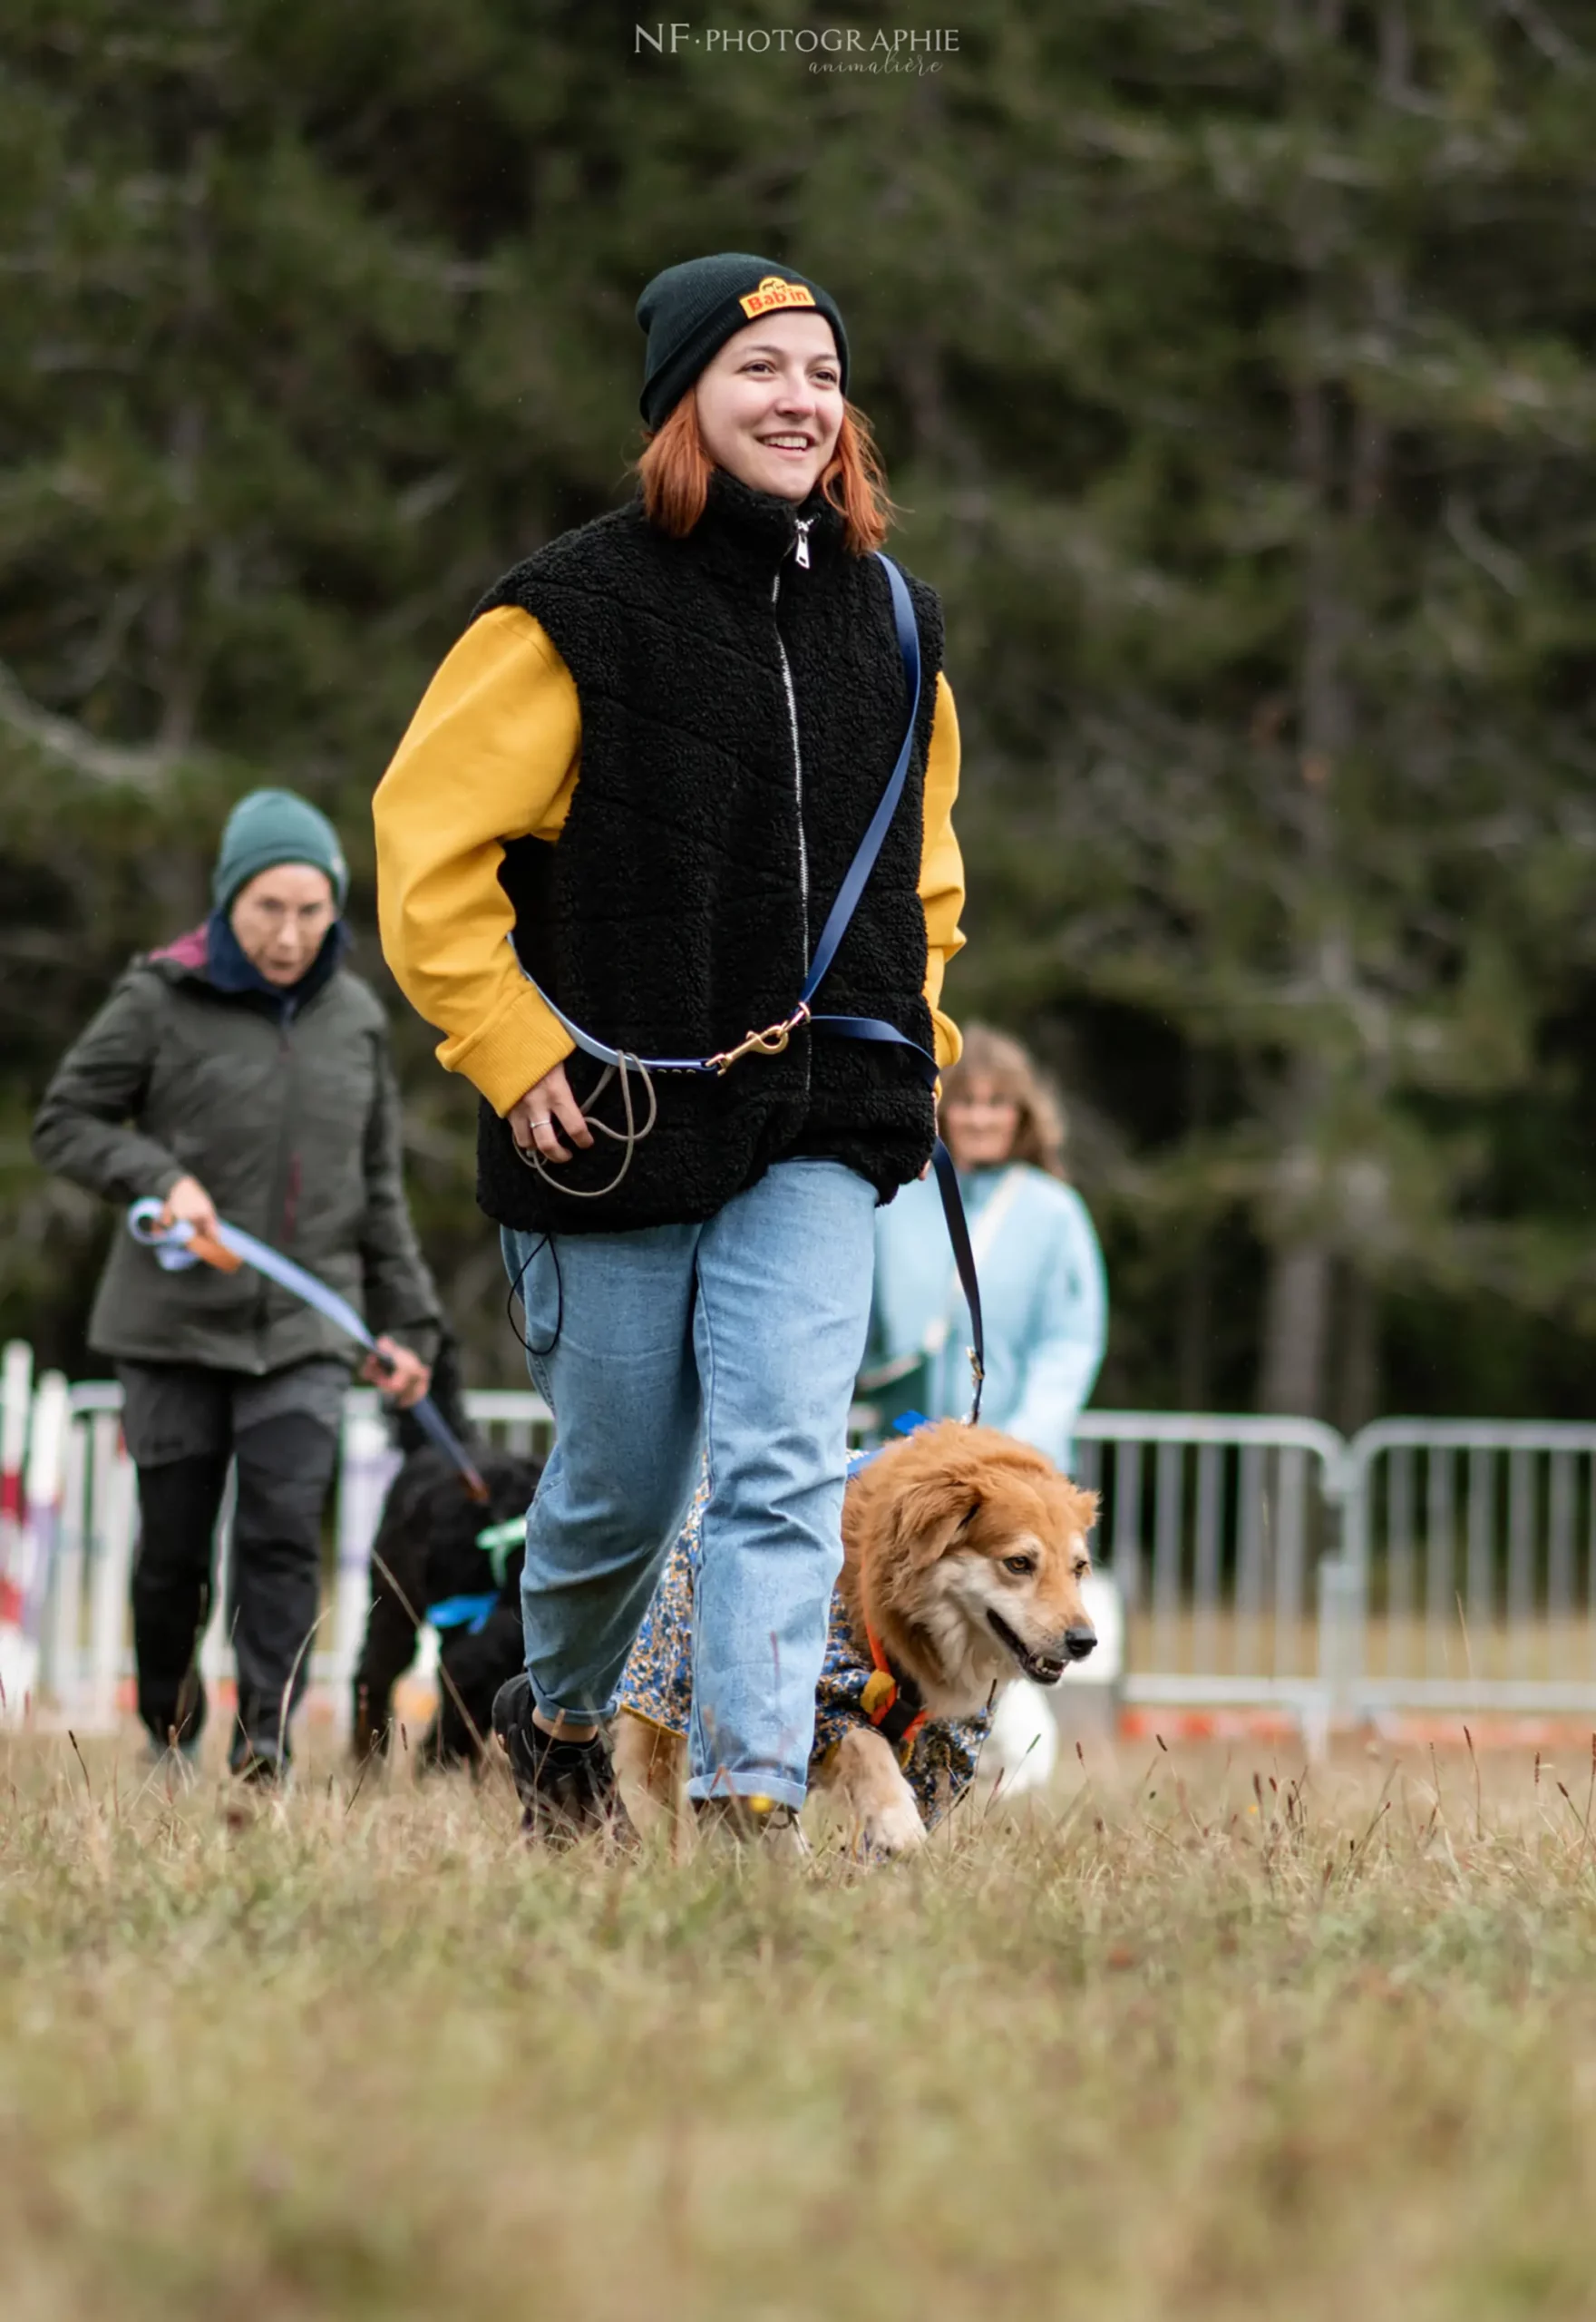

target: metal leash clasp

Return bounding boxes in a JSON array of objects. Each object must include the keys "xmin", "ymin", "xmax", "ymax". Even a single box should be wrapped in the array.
[{"xmin": 709, "ymin": 1001, "xmax": 812, "ymax": 1076}]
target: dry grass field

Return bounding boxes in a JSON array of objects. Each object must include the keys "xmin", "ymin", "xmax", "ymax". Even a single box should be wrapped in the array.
[{"xmin": 5, "ymin": 1727, "xmax": 1596, "ymax": 2322}]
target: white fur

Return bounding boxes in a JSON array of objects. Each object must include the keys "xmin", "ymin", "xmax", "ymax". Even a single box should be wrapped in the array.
[
  {"xmin": 827, "ymin": 1725, "xmax": 926, "ymax": 1856},
  {"xmin": 984, "ymin": 1678, "xmax": 1060, "ymax": 1796},
  {"xmin": 901, "ymin": 1532, "xmax": 1085, "ymax": 1718}
]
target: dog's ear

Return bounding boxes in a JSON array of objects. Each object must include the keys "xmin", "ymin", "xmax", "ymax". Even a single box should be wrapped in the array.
[
  {"xmin": 892, "ymin": 1474, "xmax": 982, "ymax": 1566},
  {"xmin": 1059, "ymin": 1481, "xmax": 1100, "ymax": 1537},
  {"xmin": 482, "ymin": 1453, "xmax": 541, "ymax": 1517}
]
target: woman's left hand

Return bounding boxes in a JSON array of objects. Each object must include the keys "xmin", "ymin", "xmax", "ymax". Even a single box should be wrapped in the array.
[{"xmin": 362, "ymin": 1336, "xmax": 431, "ymax": 1409}]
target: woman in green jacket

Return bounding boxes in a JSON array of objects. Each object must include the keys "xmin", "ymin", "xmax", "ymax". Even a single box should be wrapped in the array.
[{"xmin": 33, "ymin": 788, "xmax": 439, "ymax": 1780}]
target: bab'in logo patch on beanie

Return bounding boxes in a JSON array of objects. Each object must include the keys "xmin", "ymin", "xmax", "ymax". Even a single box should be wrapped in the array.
[
  {"xmin": 737, "ymin": 275, "xmax": 817, "ymax": 319},
  {"xmin": 636, "ymin": 251, "xmax": 848, "ymax": 430}
]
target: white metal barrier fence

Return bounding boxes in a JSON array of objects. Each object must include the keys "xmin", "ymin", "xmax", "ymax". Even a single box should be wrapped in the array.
[
  {"xmin": 8, "ymin": 1351, "xmax": 1596, "ymax": 1735},
  {"xmin": 1338, "ymin": 1421, "xmax": 1596, "ymax": 1717},
  {"xmin": 1072, "ymin": 1413, "xmax": 1348, "ymax": 1722}
]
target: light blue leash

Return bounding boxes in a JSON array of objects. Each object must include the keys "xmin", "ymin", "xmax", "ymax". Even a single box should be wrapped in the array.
[{"xmin": 125, "ymin": 1199, "xmax": 490, "ymax": 1498}]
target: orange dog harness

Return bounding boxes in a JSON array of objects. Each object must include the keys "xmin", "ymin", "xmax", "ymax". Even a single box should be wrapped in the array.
[{"xmin": 861, "ymin": 1622, "xmax": 929, "ymax": 1752}]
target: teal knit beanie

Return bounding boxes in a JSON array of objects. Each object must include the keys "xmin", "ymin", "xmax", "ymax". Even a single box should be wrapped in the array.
[
  {"xmin": 636, "ymin": 253, "xmax": 849, "ymax": 430},
  {"xmin": 212, "ymin": 789, "xmax": 348, "ymax": 912}
]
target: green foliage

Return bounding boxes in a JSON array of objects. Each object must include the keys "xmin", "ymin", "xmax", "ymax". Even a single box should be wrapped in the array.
[{"xmin": 4, "ymin": 0, "xmax": 1596, "ymax": 1414}]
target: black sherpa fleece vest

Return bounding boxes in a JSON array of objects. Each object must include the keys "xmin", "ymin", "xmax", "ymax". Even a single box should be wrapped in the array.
[{"xmin": 472, "ymin": 469, "xmax": 946, "ymax": 1234}]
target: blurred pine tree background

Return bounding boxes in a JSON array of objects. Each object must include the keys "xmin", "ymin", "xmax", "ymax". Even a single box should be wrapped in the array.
[{"xmin": 5, "ymin": 0, "xmax": 1596, "ymax": 1422}]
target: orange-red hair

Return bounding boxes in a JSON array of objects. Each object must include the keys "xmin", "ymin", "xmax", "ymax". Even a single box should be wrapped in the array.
[{"xmin": 636, "ymin": 395, "xmax": 893, "ymax": 554}]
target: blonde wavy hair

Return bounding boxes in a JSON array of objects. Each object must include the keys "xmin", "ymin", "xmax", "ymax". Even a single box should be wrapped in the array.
[{"xmin": 938, "ymin": 1024, "xmax": 1069, "ymax": 1179}]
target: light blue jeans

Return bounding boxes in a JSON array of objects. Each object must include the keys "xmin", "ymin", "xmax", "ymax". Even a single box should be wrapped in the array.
[{"xmin": 501, "ymin": 1158, "xmax": 877, "ymax": 1809}]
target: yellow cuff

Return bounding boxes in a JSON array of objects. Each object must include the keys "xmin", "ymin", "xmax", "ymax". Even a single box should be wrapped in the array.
[
  {"xmin": 441, "ymin": 985, "xmax": 576, "ymax": 1117},
  {"xmin": 929, "ymin": 1003, "xmax": 962, "ymax": 1071}
]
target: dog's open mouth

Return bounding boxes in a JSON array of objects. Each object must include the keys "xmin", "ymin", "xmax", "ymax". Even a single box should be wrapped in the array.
[{"xmin": 987, "ymin": 1610, "xmax": 1066, "ymax": 1685}]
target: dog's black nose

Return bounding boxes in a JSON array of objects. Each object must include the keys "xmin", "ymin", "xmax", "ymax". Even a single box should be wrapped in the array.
[{"xmin": 1064, "ymin": 1627, "xmax": 1096, "ymax": 1661}]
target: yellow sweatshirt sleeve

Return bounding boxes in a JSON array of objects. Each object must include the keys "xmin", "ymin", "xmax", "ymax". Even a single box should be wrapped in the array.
[
  {"xmin": 920, "ymin": 670, "xmax": 967, "ymax": 1069},
  {"xmin": 374, "ymin": 605, "xmax": 580, "ymax": 1116},
  {"xmin": 376, "ymin": 610, "xmax": 966, "ymax": 1105}
]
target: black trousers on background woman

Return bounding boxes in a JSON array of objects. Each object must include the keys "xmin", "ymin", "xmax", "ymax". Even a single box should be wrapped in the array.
[{"xmin": 117, "ymin": 1358, "xmax": 345, "ymax": 1775}]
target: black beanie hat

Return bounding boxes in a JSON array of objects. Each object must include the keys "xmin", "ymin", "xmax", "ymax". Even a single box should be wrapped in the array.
[{"xmin": 636, "ymin": 252, "xmax": 849, "ymax": 430}]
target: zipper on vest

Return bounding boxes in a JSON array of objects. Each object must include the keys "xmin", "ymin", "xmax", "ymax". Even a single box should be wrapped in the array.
[
  {"xmin": 793, "ymin": 517, "xmax": 813, "ymax": 571},
  {"xmin": 772, "ymin": 567, "xmax": 811, "ymax": 944}
]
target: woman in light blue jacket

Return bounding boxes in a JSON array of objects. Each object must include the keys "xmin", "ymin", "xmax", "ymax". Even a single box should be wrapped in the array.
[{"xmin": 865, "ymin": 1025, "xmax": 1107, "ymax": 1473}]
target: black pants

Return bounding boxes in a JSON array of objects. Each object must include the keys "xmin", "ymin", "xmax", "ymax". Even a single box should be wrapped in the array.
[{"xmin": 119, "ymin": 1361, "xmax": 345, "ymax": 1769}]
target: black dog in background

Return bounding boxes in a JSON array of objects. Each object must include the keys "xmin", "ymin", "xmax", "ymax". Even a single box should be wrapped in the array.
[
  {"xmin": 352, "ymin": 1444, "xmax": 540, "ymax": 1768},
  {"xmin": 351, "ymin": 1343, "xmax": 540, "ymax": 1768}
]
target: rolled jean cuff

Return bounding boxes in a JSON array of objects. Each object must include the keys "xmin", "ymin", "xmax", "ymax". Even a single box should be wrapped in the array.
[
  {"xmin": 685, "ymin": 1771, "xmax": 809, "ymax": 1813},
  {"xmin": 527, "ymin": 1676, "xmax": 612, "ymax": 1728}
]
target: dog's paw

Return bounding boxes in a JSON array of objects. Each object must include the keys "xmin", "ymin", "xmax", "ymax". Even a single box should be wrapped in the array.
[
  {"xmin": 855, "ymin": 1791, "xmax": 927, "ymax": 1859},
  {"xmin": 821, "ymin": 1725, "xmax": 929, "ymax": 1861}
]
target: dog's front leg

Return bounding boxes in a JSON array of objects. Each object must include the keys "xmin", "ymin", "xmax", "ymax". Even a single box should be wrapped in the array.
[
  {"xmin": 612, "ymin": 1710, "xmax": 686, "ymax": 1848},
  {"xmin": 819, "ymin": 1725, "xmax": 926, "ymax": 1858}
]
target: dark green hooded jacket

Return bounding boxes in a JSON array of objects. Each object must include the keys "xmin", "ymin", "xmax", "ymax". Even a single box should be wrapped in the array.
[{"xmin": 32, "ymin": 920, "xmax": 440, "ymax": 1375}]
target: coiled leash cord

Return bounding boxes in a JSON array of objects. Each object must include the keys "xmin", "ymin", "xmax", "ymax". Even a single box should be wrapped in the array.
[
  {"xmin": 506, "ymin": 551, "xmax": 986, "ymax": 1425},
  {"xmin": 125, "ymin": 1200, "xmax": 491, "ymax": 1500},
  {"xmin": 512, "ymin": 1052, "xmax": 658, "ymax": 1202}
]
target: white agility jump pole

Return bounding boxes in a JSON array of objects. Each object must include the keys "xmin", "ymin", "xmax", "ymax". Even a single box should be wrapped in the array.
[
  {"xmin": 0, "ymin": 1339, "xmax": 31, "ymax": 1585},
  {"xmin": 24, "ymin": 1371, "xmax": 70, "ymax": 1666},
  {"xmin": 0, "ymin": 1363, "xmax": 68, "ymax": 1724},
  {"xmin": 48, "ymin": 1399, "xmax": 90, "ymax": 1714},
  {"xmin": 0, "ymin": 1339, "xmax": 32, "ymax": 1717},
  {"xmin": 330, "ymin": 1399, "xmax": 403, "ymax": 1736},
  {"xmin": 84, "ymin": 1407, "xmax": 136, "ymax": 1732},
  {"xmin": 198, "ymin": 1468, "xmax": 237, "ymax": 1693}
]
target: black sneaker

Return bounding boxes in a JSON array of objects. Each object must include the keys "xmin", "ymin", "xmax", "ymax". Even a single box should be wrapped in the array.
[
  {"xmin": 231, "ymin": 1749, "xmax": 285, "ymax": 1789},
  {"xmin": 692, "ymin": 1793, "xmax": 810, "ymax": 1859},
  {"xmin": 491, "ymin": 1674, "xmax": 637, "ymax": 1852}
]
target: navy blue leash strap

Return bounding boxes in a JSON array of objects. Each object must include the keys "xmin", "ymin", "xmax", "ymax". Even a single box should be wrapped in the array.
[
  {"xmin": 799, "ymin": 550, "xmax": 923, "ymax": 1028},
  {"xmin": 930, "ymin": 1139, "xmax": 985, "ymax": 1427}
]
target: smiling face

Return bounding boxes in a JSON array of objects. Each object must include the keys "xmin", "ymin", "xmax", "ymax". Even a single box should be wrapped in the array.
[
  {"xmin": 940, "ymin": 1075, "xmax": 1023, "ymax": 1171},
  {"xmin": 848, "ymin": 1422, "xmax": 1101, "ymax": 1717},
  {"xmin": 229, "ymin": 863, "xmax": 337, "ymax": 987},
  {"xmin": 693, "ymin": 311, "xmax": 845, "ymax": 503}
]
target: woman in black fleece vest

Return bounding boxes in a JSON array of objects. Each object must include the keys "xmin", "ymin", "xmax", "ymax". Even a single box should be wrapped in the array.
[{"xmin": 375, "ymin": 253, "xmax": 967, "ymax": 1845}]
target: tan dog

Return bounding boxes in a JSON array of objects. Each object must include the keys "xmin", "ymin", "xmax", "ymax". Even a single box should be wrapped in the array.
[{"xmin": 614, "ymin": 1421, "xmax": 1100, "ymax": 1857}]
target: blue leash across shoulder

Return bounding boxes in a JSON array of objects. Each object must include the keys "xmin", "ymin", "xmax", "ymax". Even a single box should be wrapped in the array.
[{"xmin": 124, "ymin": 1200, "xmax": 491, "ymax": 1499}]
